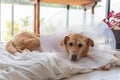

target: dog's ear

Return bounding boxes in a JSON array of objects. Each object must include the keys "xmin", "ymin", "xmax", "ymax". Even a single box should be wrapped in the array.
[
  {"xmin": 60, "ymin": 36, "xmax": 69, "ymax": 46},
  {"xmin": 86, "ymin": 38, "xmax": 94, "ymax": 47}
]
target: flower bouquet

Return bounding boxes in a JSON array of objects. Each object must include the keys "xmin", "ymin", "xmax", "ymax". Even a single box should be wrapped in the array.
[{"xmin": 103, "ymin": 10, "xmax": 120, "ymax": 30}]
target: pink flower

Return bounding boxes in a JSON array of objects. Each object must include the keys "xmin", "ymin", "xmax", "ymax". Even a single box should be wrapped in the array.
[
  {"xmin": 115, "ymin": 12, "xmax": 120, "ymax": 19},
  {"xmin": 108, "ymin": 10, "xmax": 114, "ymax": 18}
]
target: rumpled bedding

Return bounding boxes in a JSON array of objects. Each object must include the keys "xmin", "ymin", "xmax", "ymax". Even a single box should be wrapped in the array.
[{"xmin": 0, "ymin": 44, "xmax": 120, "ymax": 80}]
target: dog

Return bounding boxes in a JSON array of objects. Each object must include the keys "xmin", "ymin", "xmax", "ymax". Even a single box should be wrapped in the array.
[
  {"xmin": 60, "ymin": 33, "xmax": 117, "ymax": 70},
  {"xmin": 60, "ymin": 33, "xmax": 94, "ymax": 61},
  {"xmin": 6, "ymin": 32, "xmax": 42, "ymax": 54}
]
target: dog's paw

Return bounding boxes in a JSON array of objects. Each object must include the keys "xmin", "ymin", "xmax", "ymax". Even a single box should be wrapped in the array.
[{"xmin": 101, "ymin": 63, "xmax": 111, "ymax": 70}]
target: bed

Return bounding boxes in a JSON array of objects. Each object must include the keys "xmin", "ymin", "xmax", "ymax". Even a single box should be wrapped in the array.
[{"xmin": 0, "ymin": 34, "xmax": 120, "ymax": 80}]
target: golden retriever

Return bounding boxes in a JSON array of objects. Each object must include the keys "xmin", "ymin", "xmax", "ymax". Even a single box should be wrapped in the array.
[
  {"xmin": 6, "ymin": 32, "xmax": 42, "ymax": 54},
  {"xmin": 60, "ymin": 33, "xmax": 94, "ymax": 61}
]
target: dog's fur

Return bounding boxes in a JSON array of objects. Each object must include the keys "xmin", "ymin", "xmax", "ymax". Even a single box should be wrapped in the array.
[
  {"xmin": 60, "ymin": 33, "xmax": 94, "ymax": 61},
  {"xmin": 6, "ymin": 32, "xmax": 42, "ymax": 54}
]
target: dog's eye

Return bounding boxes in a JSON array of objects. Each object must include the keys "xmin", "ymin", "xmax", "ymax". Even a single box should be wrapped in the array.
[
  {"xmin": 78, "ymin": 43, "xmax": 82, "ymax": 47},
  {"xmin": 69, "ymin": 42, "xmax": 73, "ymax": 46}
]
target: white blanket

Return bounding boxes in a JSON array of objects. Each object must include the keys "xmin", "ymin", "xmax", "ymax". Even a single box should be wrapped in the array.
[{"xmin": 0, "ymin": 45, "xmax": 119, "ymax": 80}]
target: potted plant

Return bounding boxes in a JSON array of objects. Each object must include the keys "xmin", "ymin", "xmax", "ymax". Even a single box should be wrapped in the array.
[{"xmin": 103, "ymin": 10, "xmax": 120, "ymax": 49}]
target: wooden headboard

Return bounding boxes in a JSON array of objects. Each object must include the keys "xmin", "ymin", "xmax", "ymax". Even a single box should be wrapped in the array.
[{"xmin": 31, "ymin": 0, "xmax": 101, "ymax": 34}]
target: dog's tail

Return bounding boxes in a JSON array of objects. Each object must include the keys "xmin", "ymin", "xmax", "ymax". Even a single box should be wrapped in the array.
[{"xmin": 6, "ymin": 40, "xmax": 17, "ymax": 54}]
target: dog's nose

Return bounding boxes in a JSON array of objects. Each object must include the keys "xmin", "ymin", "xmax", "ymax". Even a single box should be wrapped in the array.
[{"xmin": 71, "ymin": 54, "xmax": 77, "ymax": 61}]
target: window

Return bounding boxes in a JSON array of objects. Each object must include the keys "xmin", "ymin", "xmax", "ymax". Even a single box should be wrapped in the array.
[
  {"xmin": 111, "ymin": 0, "xmax": 120, "ymax": 12},
  {"xmin": 0, "ymin": 0, "xmax": 33, "ymax": 42},
  {"xmin": 0, "ymin": 0, "xmax": 108, "ymax": 42}
]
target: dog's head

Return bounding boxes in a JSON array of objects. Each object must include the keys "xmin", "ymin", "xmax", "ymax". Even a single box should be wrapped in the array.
[{"xmin": 60, "ymin": 34, "xmax": 94, "ymax": 61}]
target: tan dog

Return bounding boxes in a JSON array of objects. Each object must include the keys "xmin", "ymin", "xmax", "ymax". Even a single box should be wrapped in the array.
[
  {"xmin": 60, "ymin": 33, "xmax": 94, "ymax": 61},
  {"xmin": 6, "ymin": 32, "xmax": 42, "ymax": 54}
]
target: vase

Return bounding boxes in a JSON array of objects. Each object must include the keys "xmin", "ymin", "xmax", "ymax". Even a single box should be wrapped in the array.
[{"xmin": 112, "ymin": 30, "xmax": 120, "ymax": 49}]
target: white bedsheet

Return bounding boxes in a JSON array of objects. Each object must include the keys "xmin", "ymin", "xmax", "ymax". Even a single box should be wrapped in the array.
[{"xmin": 0, "ymin": 45, "xmax": 119, "ymax": 80}]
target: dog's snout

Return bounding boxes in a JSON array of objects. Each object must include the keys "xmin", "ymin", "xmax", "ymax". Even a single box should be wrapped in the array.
[
  {"xmin": 71, "ymin": 54, "xmax": 77, "ymax": 61},
  {"xmin": 73, "ymin": 51, "xmax": 76, "ymax": 53}
]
